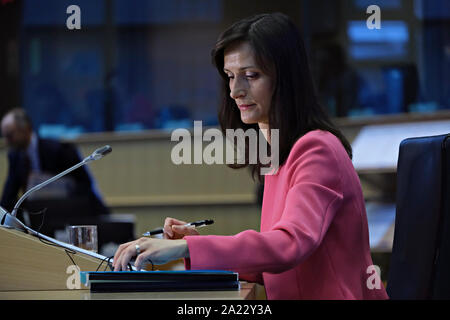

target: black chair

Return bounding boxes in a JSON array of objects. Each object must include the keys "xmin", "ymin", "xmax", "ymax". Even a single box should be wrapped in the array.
[{"xmin": 387, "ymin": 133, "xmax": 450, "ymax": 299}]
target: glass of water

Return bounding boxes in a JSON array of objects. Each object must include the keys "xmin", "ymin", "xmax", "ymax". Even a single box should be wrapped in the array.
[{"xmin": 67, "ymin": 225, "xmax": 98, "ymax": 253}]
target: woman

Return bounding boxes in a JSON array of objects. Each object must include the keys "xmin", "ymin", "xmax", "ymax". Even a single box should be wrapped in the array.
[{"xmin": 113, "ymin": 13, "xmax": 388, "ymax": 300}]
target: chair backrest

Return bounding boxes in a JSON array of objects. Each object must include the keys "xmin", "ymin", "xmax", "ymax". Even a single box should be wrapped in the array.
[{"xmin": 387, "ymin": 133, "xmax": 450, "ymax": 299}]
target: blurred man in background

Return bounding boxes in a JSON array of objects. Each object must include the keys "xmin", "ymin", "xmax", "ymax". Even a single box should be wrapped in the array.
[{"xmin": 0, "ymin": 108, "xmax": 109, "ymax": 229}]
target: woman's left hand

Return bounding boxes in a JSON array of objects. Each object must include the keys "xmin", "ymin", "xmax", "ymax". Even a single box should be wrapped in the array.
[{"xmin": 112, "ymin": 237, "xmax": 189, "ymax": 271}]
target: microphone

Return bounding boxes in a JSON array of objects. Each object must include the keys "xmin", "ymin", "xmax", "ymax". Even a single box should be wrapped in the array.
[
  {"xmin": 0, "ymin": 145, "xmax": 112, "ymax": 233},
  {"xmin": 89, "ymin": 145, "xmax": 112, "ymax": 161}
]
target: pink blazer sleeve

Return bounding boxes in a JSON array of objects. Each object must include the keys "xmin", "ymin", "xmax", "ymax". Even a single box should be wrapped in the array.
[{"xmin": 184, "ymin": 134, "xmax": 344, "ymax": 277}]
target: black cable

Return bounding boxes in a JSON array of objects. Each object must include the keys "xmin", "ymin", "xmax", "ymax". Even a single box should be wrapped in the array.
[
  {"xmin": 30, "ymin": 207, "xmax": 47, "ymax": 234},
  {"xmin": 35, "ymin": 227, "xmax": 78, "ymax": 267},
  {"xmin": 147, "ymin": 258, "xmax": 155, "ymax": 271},
  {"xmin": 96, "ymin": 255, "xmax": 114, "ymax": 272},
  {"xmin": 19, "ymin": 207, "xmax": 80, "ymax": 268},
  {"xmin": 20, "ymin": 208, "xmax": 139, "ymax": 272}
]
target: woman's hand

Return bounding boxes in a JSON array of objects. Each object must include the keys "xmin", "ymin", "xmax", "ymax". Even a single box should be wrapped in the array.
[
  {"xmin": 112, "ymin": 237, "xmax": 189, "ymax": 271},
  {"xmin": 163, "ymin": 217, "xmax": 200, "ymax": 239}
]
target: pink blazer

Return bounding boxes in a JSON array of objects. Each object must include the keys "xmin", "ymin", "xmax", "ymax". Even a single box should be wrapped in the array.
[{"xmin": 184, "ymin": 130, "xmax": 389, "ymax": 300}]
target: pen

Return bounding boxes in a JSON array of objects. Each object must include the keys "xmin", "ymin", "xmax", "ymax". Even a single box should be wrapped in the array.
[{"xmin": 142, "ymin": 219, "xmax": 214, "ymax": 237}]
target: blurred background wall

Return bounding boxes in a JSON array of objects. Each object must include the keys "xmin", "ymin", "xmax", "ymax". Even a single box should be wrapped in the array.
[{"xmin": 0, "ymin": 0, "xmax": 449, "ymax": 279}]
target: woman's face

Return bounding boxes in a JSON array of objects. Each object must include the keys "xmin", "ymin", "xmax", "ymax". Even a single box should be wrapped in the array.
[{"xmin": 223, "ymin": 41, "xmax": 273, "ymax": 128}]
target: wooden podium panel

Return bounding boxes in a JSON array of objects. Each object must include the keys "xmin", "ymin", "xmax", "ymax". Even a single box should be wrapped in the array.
[
  {"xmin": 0, "ymin": 227, "xmax": 101, "ymax": 291},
  {"xmin": 0, "ymin": 282, "xmax": 256, "ymax": 300},
  {"xmin": 0, "ymin": 226, "xmax": 261, "ymax": 299}
]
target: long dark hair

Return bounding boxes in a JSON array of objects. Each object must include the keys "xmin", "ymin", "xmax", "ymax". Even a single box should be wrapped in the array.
[{"xmin": 212, "ymin": 13, "xmax": 352, "ymax": 181}]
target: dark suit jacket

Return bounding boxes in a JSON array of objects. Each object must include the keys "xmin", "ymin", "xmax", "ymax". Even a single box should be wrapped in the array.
[{"xmin": 1, "ymin": 138, "xmax": 109, "ymax": 216}]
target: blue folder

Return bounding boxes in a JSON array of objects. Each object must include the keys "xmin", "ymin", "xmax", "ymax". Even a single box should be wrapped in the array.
[{"xmin": 80, "ymin": 270, "xmax": 240, "ymax": 292}]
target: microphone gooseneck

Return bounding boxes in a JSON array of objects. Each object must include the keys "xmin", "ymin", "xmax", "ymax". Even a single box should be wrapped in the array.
[{"xmin": 9, "ymin": 145, "xmax": 112, "ymax": 218}]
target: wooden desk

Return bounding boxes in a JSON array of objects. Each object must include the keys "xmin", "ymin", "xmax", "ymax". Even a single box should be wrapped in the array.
[
  {"xmin": 0, "ymin": 227, "xmax": 258, "ymax": 299},
  {"xmin": 0, "ymin": 282, "xmax": 256, "ymax": 300}
]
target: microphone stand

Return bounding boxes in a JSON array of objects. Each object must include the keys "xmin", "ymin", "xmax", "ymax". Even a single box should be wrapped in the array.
[{"xmin": 0, "ymin": 145, "xmax": 112, "ymax": 234}]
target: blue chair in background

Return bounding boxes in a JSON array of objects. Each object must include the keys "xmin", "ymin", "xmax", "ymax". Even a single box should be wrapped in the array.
[{"xmin": 387, "ymin": 133, "xmax": 450, "ymax": 299}]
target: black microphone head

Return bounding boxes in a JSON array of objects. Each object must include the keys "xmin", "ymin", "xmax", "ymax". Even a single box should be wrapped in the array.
[
  {"xmin": 98, "ymin": 145, "xmax": 112, "ymax": 156},
  {"xmin": 91, "ymin": 145, "xmax": 112, "ymax": 160}
]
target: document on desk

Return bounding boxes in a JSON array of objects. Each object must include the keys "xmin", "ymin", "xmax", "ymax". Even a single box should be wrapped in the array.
[
  {"xmin": 352, "ymin": 120, "xmax": 450, "ymax": 171},
  {"xmin": 80, "ymin": 270, "xmax": 240, "ymax": 292}
]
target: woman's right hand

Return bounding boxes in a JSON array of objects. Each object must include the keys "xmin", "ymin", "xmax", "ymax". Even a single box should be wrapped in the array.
[{"xmin": 163, "ymin": 217, "xmax": 200, "ymax": 239}]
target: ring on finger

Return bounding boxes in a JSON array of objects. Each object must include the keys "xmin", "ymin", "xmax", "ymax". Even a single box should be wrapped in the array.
[{"xmin": 135, "ymin": 244, "xmax": 141, "ymax": 255}]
